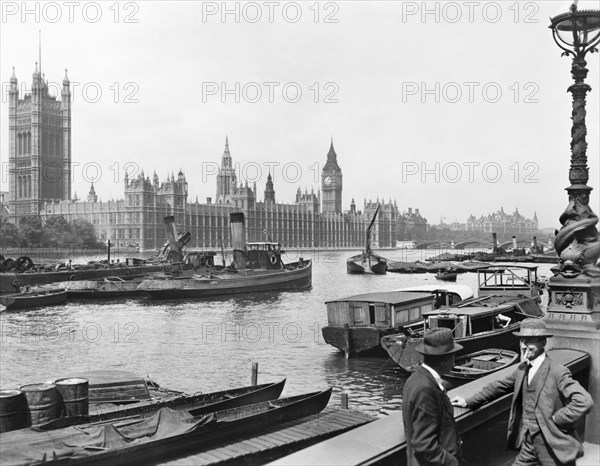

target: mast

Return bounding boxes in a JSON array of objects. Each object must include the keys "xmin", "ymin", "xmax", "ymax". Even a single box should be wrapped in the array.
[{"xmin": 365, "ymin": 204, "xmax": 380, "ymax": 256}]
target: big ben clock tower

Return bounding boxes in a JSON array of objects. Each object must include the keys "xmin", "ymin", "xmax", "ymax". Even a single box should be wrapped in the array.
[{"xmin": 321, "ymin": 139, "xmax": 343, "ymax": 213}]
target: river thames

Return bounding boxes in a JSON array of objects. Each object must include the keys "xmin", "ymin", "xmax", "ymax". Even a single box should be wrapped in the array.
[{"xmin": 0, "ymin": 249, "xmax": 554, "ymax": 418}]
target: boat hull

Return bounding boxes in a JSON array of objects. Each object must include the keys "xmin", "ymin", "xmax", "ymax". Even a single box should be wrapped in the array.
[
  {"xmin": 436, "ymin": 272, "xmax": 458, "ymax": 281},
  {"xmin": 0, "ymin": 289, "xmax": 67, "ymax": 310},
  {"xmin": 36, "ymin": 379, "xmax": 286, "ymax": 431},
  {"xmin": 58, "ymin": 279, "xmax": 146, "ymax": 300},
  {"xmin": 445, "ymin": 349, "xmax": 518, "ymax": 384},
  {"xmin": 139, "ymin": 260, "xmax": 311, "ymax": 299},
  {"xmin": 322, "ymin": 325, "xmax": 399, "ymax": 357},
  {"xmin": 346, "ymin": 255, "xmax": 387, "ymax": 275},
  {"xmin": 381, "ymin": 323, "xmax": 522, "ymax": 372},
  {"xmin": 0, "ymin": 265, "xmax": 165, "ymax": 292},
  {"xmin": 2, "ymin": 389, "xmax": 332, "ymax": 465}
]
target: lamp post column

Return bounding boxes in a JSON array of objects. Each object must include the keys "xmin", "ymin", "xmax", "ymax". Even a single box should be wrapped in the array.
[{"xmin": 545, "ymin": 3, "xmax": 600, "ymax": 444}]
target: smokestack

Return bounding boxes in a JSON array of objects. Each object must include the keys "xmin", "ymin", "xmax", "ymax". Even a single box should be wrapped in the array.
[
  {"xmin": 164, "ymin": 216, "xmax": 182, "ymax": 270},
  {"xmin": 492, "ymin": 232, "xmax": 498, "ymax": 250},
  {"xmin": 512, "ymin": 236, "xmax": 517, "ymax": 250},
  {"xmin": 532, "ymin": 236, "xmax": 538, "ymax": 248},
  {"xmin": 230, "ymin": 212, "xmax": 246, "ymax": 271}
]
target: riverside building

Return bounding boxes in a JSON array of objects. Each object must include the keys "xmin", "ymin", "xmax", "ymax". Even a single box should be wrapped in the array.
[{"xmin": 6, "ymin": 65, "xmax": 427, "ymax": 250}]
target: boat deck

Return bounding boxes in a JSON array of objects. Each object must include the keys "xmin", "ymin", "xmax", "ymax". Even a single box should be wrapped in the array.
[
  {"xmin": 269, "ymin": 348, "xmax": 592, "ymax": 466},
  {"xmin": 159, "ymin": 407, "xmax": 375, "ymax": 465}
]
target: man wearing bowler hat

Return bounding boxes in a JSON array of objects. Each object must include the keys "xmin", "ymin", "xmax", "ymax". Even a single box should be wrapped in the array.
[
  {"xmin": 452, "ymin": 318, "xmax": 593, "ymax": 466},
  {"xmin": 403, "ymin": 327, "xmax": 464, "ymax": 466}
]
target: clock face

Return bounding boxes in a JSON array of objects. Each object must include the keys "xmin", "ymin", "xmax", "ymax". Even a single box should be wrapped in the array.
[{"xmin": 324, "ymin": 176, "xmax": 333, "ymax": 186}]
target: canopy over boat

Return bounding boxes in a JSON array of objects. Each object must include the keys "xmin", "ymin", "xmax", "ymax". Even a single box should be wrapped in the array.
[
  {"xmin": 399, "ymin": 285, "xmax": 474, "ymax": 302},
  {"xmin": 326, "ymin": 291, "xmax": 432, "ymax": 305}
]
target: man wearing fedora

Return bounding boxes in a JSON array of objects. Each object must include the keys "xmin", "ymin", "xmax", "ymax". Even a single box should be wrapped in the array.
[
  {"xmin": 403, "ymin": 327, "xmax": 464, "ymax": 466},
  {"xmin": 451, "ymin": 318, "xmax": 593, "ymax": 466}
]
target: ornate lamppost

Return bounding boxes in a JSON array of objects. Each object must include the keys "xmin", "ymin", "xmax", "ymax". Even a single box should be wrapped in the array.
[
  {"xmin": 547, "ymin": 1, "xmax": 600, "ymax": 312},
  {"xmin": 547, "ymin": 0, "xmax": 600, "ymax": 442}
]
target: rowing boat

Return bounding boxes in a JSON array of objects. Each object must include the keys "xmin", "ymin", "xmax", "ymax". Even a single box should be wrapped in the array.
[{"xmin": 1, "ymin": 388, "xmax": 332, "ymax": 465}]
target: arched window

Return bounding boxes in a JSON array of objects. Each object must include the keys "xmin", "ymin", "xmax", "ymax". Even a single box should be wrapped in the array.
[
  {"xmin": 18, "ymin": 176, "xmax": 22, "ymax": 198},
  {"xmin": 17, "ymin": 133, "xmax": 22, "ymax": 155},
  {"xmin": 28, "ymin": 175, "xmax": 32, "ymax": 197},
  {"xmin": 27, "ymin": 132, "xmax": 31, "ymax": 154}
]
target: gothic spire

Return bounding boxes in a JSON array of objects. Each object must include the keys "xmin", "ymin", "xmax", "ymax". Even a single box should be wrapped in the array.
[
  {"xmin": 327, "ymin": 138, "xmax": 337, "ymax": 161},
  {"xmin": 221, "ymin": 136, "xmax": 232, "ymax": 168},
  {"xmin": 323, "ymin": 138, "xmax": 341, "ymax": 171}
]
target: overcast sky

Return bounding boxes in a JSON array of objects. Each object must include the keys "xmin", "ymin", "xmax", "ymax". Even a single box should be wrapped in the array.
[{"xmin": 1, "ymin": 1, "xmax": 599, "ymax": 229}]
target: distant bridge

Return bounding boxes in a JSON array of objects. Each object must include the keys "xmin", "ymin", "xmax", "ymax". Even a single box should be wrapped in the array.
[
  {"xmin": 414, "ymin": 241, "xmax": 453, "ymax": 249},
  {"xmin": 453, "ymin": 241, "xmax": 493, "ymax": 250},
  {"xmin": 498, "ymin": 239, "xmax": 532, "ymax": 249}
]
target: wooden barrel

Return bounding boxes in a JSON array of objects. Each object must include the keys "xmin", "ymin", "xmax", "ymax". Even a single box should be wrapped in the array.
[
  {"xmin": 0, "ymin": 390, "xmax": 26, "ymax": 433},
  {"xmin": 20, "ymin": 383, "xmax": 58, "ymax": 426},
  {"xmin": 55, "ymin": 378, "xmax": 89, "ymax": 417}
]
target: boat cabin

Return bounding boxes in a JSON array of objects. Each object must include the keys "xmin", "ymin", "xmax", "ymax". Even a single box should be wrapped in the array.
[
  {"xmin": 477, "ymin": 265, "xmax": 540, "ymax": 299},
  {"xmin": 398, "ymin": 285, "xmax": 474, "ymax": 309},
  {"xmin": 325, "ymin": 291, "xmax": 435, "ymax": 329},
  {"xmin": 185, "ymin": 251, "xmax": 217, "ymax": 268},
  {"xmin": 422, "ymin": 299, "xmax": 543, "ymax": 339},
  {"xmin": 245, "ymin": 242, "xmax": 282, "ymax": 270}
]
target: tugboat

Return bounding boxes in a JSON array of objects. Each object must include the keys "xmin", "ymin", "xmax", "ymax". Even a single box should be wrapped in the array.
[{"xmin": 138, "ymin": 213, "xmax": 312, "ymax": 299}]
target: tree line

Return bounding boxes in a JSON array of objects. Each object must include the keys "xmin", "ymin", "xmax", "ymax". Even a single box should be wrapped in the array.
[{"xmin": 0, "ymin": 215, "xmax": 103, "ymax": 249}]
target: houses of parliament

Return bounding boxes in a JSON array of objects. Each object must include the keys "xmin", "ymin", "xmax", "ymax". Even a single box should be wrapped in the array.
[{"xmin": 6, "ymin": 63, "xmax": 428, "ymax": 250}]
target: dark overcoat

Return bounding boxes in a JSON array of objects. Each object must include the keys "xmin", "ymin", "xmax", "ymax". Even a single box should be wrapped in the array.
[
  {"xmin": 403, "ymin": 366, "xmax": 462, "ymax": 466},
  {"xmin": 466, "ymin": 355, "xmax": 593, "ymax": 464}
]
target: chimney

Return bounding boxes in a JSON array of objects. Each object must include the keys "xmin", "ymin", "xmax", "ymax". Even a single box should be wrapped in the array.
[
  {"xmin": 206, "ymin": 197, "xmax": 212, "ymax": 205},
  {"xmin": 415, "ymin": 208, "xmax": 420, "ymax": 216},
  {"xmin": 230, "ymin": 212, "xmax": 246, "ymax": 271},
  {"xmin": 164, "ymin": 216, "xmax": 182, "ymax": 271},
  {"xmin": 408, "ymin": 208, "xmax": 413, "ymax": 214}
]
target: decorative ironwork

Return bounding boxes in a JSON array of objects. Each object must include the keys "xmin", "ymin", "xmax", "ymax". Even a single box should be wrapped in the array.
[{"xmin": 550, "ymin": 4, "xmax": 600, "ymax": 279}]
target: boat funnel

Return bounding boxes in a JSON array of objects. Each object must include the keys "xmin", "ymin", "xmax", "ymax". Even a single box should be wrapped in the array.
[
  {"xmin": 164, "ymin": 216, "xmax": 183, "ymax": 270},
  {"xmin": 492, "ymin": 232, "xmax": 498, "ymax": 252},
  {"xmin": 512, "ymin": 236, "xmax": 518, "ymax": 250},
  {"xmin": 230, "ymin": 212, "xmax": 246, "ymax": 271}
]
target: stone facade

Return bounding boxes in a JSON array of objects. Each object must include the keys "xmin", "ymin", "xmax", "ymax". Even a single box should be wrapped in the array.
[
  {"xmin": 39, "ymin": 139, "xmax": 403, "ymax": 250},
  {"xmin": 8, "ymin": 65, "xmax": 71, "ymax": 217},
  {"xmin": 396, "ymin": 207, "xmax": 429, "ymax": 240},
  {"xmin": 465, "ymin": 207, "xmax": 538, "ymax": 234},
  {"xmin": 7, "ymin": 62, "xmax": 430, "ymax": 249}
]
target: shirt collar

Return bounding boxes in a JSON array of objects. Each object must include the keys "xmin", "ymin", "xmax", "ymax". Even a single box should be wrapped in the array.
[
  {"xmin": 421, "ymin": 363, "xmax": 446, "ymax": 392},
  {"xmin": 528, "ymin": 352, "xmax": 546, "ymax": 372}
]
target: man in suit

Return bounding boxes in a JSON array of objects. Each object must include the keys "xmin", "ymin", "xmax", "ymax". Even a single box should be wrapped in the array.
[
  {"xmin": 451, "ymin": 318, "xmax": 593, "ymax": 466},
  {"xmin": 403, "ymin": 327, "xmax": 464, "ymax": 466}
]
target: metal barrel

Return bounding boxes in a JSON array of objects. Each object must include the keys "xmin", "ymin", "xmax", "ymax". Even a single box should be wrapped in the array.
[
  {"xmin": 0, "ymin": 389, "xmax": 26, "ymax": 433},
  {"xmin": 20, "ymin": 383, "xmax": 59, "ymax": 426},
  {"xmin": 55, "ymin": 378, "xmax": 89, "ymax": 417}
]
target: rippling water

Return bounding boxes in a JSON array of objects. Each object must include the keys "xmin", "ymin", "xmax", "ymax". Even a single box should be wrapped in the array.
[{"xmin": 0, "ymin": 249, "xmax": 554, "ymax": 417}]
